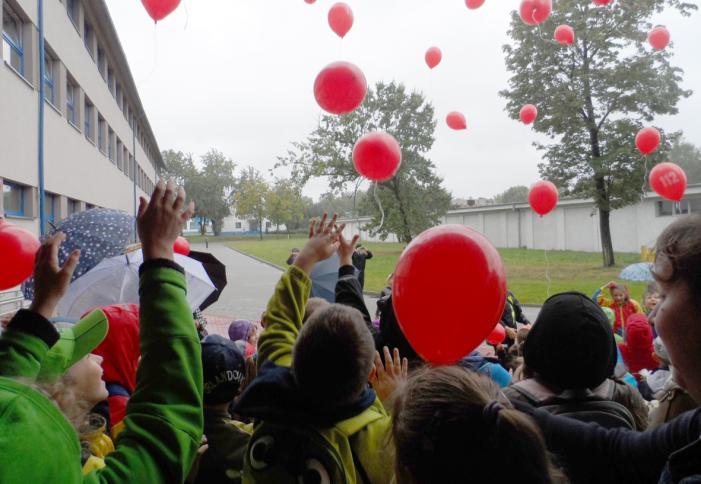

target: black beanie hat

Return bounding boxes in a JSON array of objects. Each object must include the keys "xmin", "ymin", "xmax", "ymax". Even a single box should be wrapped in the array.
[
  {"xmin": 523, "ymin": 292, "xmax": 617, "ymax": 390},
  {"xmin": 202, "ymin": 334, "xmax": 246, "ymax": 405}
]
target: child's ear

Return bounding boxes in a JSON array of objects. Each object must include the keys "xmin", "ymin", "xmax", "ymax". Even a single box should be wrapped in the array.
[{"xmin": 368, "ymin": 365, "xmax": 377, "ymax": 383}]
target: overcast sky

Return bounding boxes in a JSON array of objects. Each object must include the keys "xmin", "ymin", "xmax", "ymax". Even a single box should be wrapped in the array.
[{"xmin": 105, "ymin": 0, "xmax": 701, "ymax": 201}]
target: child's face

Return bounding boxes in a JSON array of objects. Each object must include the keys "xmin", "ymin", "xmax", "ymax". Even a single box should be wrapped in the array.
[
  {"xmin": 611, "ymin": 288, "xmax": 626, "ymax": 304},
  {"xmin": 64, "ymin": 354, "xmax": 109, "ymax": 406},
  {"xmin": 645, "ymin": 292, "xmax": 660, "ymax": 311}
]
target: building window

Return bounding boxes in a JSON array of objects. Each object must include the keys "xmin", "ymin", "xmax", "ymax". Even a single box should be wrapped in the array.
[
  {"xmin": 68, "ymin": 198, "xmax": 80, "ymax": 216},
  {"xmin": 108, "ymin": 128, "xmax": 115, "ymax": 162},
  {"xmin": 84, "ymin": 98, "xmax": 94, "ymax": 141},
  {"xmin": 97, "ymin": 114, "xmax": 106, "ymax": 153},
  {"xmin": 107, "ymin": 68, "xmax": 115, "ymax": 94},
  {"xmin": 66, "ymin": 0, "xmax": 79, "ymax": 28},
  {"xmin": 3, "ymin": 181, "xmax": 25, "ymax": 217},
  {"xmin": 97, "ymin": 46, "xmax": 106, "ymax": 79},
  {"xmin": 66, "ymin": 76, "xmax": 78, "ymax": 127},
  {"xmin": 83, "ymin": 19, "xmax": 93, "ymax": 57},
  {"xmin": 656, "ymin": 200, "xmax": 690, "ymax": 217},
  {"xmin": 116, "ymin": 139, "xmax": 123, "ymax": 171},
  {"xmin": 115, "ymin": 84, "xmax": 122, "ymax": 109},
  {"xmin": 44, "ymin": 193, "xmax": 57, "ymax": 231},
  {"xmin": 86, "ymin": 203, "xmax": 95, "ymax": 210},
  {"xmin": 2, "ymin": 5, "xmax": 24, "ymax": 75},
  {"xmin": 44, "ymin": 48, "xmax": 57, "ymax": 105}
]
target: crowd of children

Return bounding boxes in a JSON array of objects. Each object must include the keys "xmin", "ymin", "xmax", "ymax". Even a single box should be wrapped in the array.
[{"xmin": 1, "ymin": 181, "xmax": 700, "ymax": 482}]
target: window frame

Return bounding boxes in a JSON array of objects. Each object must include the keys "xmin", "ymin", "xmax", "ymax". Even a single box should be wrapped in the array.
[
  {"xmin": 84, "ymin": 97, "xmax": 94, "ymax": 141},
  {"xmin": 43, "ymin": 47, "xmax": 56, "ymax": 105},
  {"xmin": 2, "ymin": 5, "xmax": 24, "ymax": 76},
  {"xmin": 66, "ymin": 0, "xmax": 79, "ymax": 28},
  {"xmin": 97, "ymin": 114, "xmax": 106, "ymax": 153},
  {"xmin": 3, "ymin": 181, "xmax": 25, "ymax": 217},
  {"xmin": 66, "ymin": 76, "xmax": 78, "ymax": 127},
  {"xmin": 108, "ymin": 128, "xmax": 115, "ymax": 162},
  {"xmin": 83, "ymin": 18, "xmax": 94, "ymax": 58}
]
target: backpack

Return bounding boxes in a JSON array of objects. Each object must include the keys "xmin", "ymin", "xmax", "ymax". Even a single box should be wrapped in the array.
[
  {"xmin": 243, "ymin": 407, "xmax": 385, "ymax": 484},
  {"xmin": 510, "ymin": 379, "xmax": 637, "ymax": 430}
]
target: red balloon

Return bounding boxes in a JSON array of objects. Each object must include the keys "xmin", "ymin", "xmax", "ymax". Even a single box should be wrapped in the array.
[
  {"xmin": 353, "ymin": 132, "xmax": 402, "ymax": 182},
  {"xmin": 393, "ymin": 225, "xmax": 507, "ymax": 365},
  {"xmin": 650, "ymin": 162, "xmax": 687, "ymax": 202},
  {"xmin": 141, "ymin": 0, "xmax": 181, "ymax": 22},
  {"xmin": 636, "ymin": 127, "xmax": 661, "ymax": 155},
  {"xmin": 0, "ymin": 223, "xmax": 40, "ymax": 290},
  {"xmin": 465, "ymin": 0, "xmax": 486, "ymax": 9},
  {"xmin": 648, "ymin": 26, "xmax": 670, "ymax": 50},
  {"xmin": 425, "ymin": 47, "xmax": 442, "ymax": 70},
  {"xmin": 314, "ymin": 61, "xmax": 367, "ymax": 115},
  {"xmin": 529, "ymin": 180, "xmax": 559, "ymax": 216},
  {"xmin": 328, "ymin": 2, "xmax": 353, "ymax": 38},
  {"xmin": 592, "ymin": 0, "xmax": 612, "ymax": 5},
  {"xmin": 446, "ymin": 111, "xmax": 467, "ymax": 130},
  {"xmin": 520, "ymin": 104, "xmax": 538, "ymax": 124},
  {"xmin": 487, "ymin": 323, "xmax": 506, "ymax": 346},
  {"xmin": 173, "ymin": 236, "xmax": 190, "ymax": 256},
  {"xmin": 519, "ymin": 0, "xmax": 552, "ymax": 26},
  {"xmin": 305, "ymin": 0, "xmax": 316, "ymax": 3},
  {"xmin": 554, "ymin": 25, "xmax": 575, "ymax": 45}
]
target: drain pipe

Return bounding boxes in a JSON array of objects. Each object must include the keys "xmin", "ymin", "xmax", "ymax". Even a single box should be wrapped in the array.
[{"xmin": 37, "ymin": 0, "xmax": 46, "ymax": 235}]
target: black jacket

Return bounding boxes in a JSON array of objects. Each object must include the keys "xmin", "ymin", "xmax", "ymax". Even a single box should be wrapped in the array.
[{"xmin": 351, "ymin": 251, "xmax": 373, "ymax": 289}]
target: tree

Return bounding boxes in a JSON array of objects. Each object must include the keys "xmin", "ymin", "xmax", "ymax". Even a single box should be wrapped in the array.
[
  {"xmin": 669, "ymin": 138, "xmax": 701, "ymax": 185},
  {"xmin": 501, "ymin": 0, "xmax": 695, "ymax": 266},
  {"xmin": 278, "ymin": 82, "xmax": 451, "ymax": 243},
  {"xmin": 267, "ymin": 178, "xmax": 305, "ymax": 234},
  {"xmin": 197, "ymin": 150, "xmax": 237, "ymax": 236},
  {"xmin": 494, "ymin": 185, "xmax": 529, "ymax": 204},
  {"xmin": 235, "ymin": 166, "xmax": 269, "ymax": 240}
]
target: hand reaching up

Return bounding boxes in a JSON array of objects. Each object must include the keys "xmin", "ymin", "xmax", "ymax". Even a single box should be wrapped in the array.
[
  {"xmin": 371, "ymin": 346, "xmax": 409, "ymax": 408},
  {"xmin": 29, "ymin": 232, "xmax": 80, "ymax": 320},
  {"xmin": 137, "ymin": 179, "xmax": 195, "ymax": 261},
  {"xmin": 338, "ymin": 230, "xmax": 360, "ymax": 267},
  {"xmin": 294, "ymin": 213, "xmax": 344, "ymax": 274}
]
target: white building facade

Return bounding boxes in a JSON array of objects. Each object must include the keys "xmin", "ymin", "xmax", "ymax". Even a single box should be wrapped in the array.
[
  {"xmin": 1, "ymin": 0, "xmax": 161, "ymax": 235},
  {"xmin": 340, "ymin": 185, "xmax": 701, "ymax": 253}
]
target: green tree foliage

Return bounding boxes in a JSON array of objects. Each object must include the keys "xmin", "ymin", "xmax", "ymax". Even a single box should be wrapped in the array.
[
  {"xmin": 235, "ymin": 166, "xmax": 270, "ymax": 240},
  {"xmin": 303, "ymin": 191, "xmax": 368, "ymax": 220},
  {"xmin": 494, "ymin": 185, "xmax": 530, "ymax": 204},
  {"xmin": 501, "ymin": 0, "xmax": 695, "ymax": 266},
  {"xmin": 278, "ymin": 82, "xmax": 450, "ymax": 243},
  {"xmin": 669, "ymin": 138, "xmax": 701, "ymax": 185},
  {"xmin": 267, "ymin": 178, "xmax": 305, "ymax": 233}
]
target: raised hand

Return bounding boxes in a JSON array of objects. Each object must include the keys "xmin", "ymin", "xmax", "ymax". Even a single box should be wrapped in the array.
[
  {"xmin": 137, "ymin": 179, "xmax": 195, "ymax": 261},
  {"xmin": 29, "ymin": 232, "xmax": 80, "ymax": 319},
  {"xmin": 294, "ymin": 213, "xmax": 344, "ymax": 274},
  {"xmin": 338, "ymin": 230, "xmax": 360, "ymax": 267},
  {"xmin": 371, "ymin": 346, "xmax": 409, "ymax": 407}
]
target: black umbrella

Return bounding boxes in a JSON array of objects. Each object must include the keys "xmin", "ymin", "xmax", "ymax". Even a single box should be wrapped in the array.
[{"xmin": 188, "ymin": 250, "xmax": 227, "ymax": 311}]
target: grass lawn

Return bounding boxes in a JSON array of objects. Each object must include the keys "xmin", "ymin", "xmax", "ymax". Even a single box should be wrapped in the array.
[{"xmin": 227, "ymin": 237, "xmax": 649, "ymax": 305}]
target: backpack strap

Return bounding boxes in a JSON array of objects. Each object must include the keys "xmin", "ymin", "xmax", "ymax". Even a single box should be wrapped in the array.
[
  {"xmin": 510, "ymin": 379, "xmax": 558, "ymax": 405},
  {"xmin": 350, "ymin": 445, "xmax": 371, "ymax": 484},
  {"xmin": 335, "ymin": 406, "xmax": 385, "ymax": 484}
]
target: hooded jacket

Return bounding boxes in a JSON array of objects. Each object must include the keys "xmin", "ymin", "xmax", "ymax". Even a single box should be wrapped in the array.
[
  {"xmin": 595, "ymin": 285, "xmax": 644, "ymax": 335},
  {"xmin": 0, "ymin": 260, "xmax": 203, "ymax": 483},
  {"xmin": 619, "ymin": 314, "xmax": 658, "ymax": 376},
  {"xmin": 235, "ymin": 265, "xmax": 394, "ymax": 483},
  {"xmin": 92, "ymin": 304, "xmax": 140, "ymax": 429}
]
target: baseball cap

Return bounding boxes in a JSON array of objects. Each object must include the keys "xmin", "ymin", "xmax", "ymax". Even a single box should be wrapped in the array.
[
  {"xmin": 37, "ymin": 309, "xmax": 109, "ymax": 383},
  {"xmin": 202, "ymin": 334, "xmax": 246, "ymax": 405}
]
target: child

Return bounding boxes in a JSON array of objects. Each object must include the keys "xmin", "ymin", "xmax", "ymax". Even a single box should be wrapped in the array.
[
  {"xmin": 228, "ymin": 320, "xmax": 259, "ymax": 358},
  {"xmin": 392, "ymin": 366, "xmax": 564, "ymax": 484},
  {"xmin": 643, "ymin": 282, "xmax": 661, "ymax": 315},
  {"xmin": 594, "ymin": 280, "xmax": 644, "ymax": 335},
  {"xmin": 235, "ymin": 214, "xmax": 394, "ymax": 483}
]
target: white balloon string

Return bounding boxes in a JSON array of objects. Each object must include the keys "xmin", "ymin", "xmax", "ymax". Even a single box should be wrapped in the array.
[
  {"xmin": 374, "ymin": 181, "xmax": 385, "ymax": 234},
  {"xmin": 544, "ymin": 245, "xmax": 552, "ymax": 297},
  {"xmin": 641, "ymin": 154, "xmax": 649, "ymax": 199},
  {"xmin": 140, "ymin": 23, "xmax": 158, "ymax": 84},
  {"xmin": 183, "ymin": 0, "xmax": 189, "ymax": 30}
]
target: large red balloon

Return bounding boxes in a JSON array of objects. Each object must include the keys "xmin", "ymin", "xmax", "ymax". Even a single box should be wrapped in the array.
[
  {"xmin": 425, "ymin": 47, "xmax": 442, "ymax": 70},
  {"xmin": 648, "ymin": 26, "xmax": 670, "ymax": 50},
  {"xmin": 446, "ymin": 111, "xmax": 467, "ymax": 130},
  {"xmin": 393, "ymin": 225, "xmax": 507, "ymax": 365},
  {"xmin": 465, "ymin": 0, "xmax": 486, "ymax": 10},
  {"xmin": 173, "ymin": 236, "xmax": 190, "ymax": 256},
  {"xmin": 520, "ymin": 104, "xmax": 538, "ymax": 124},
  {"xmin": 487, "ymin": 323, "xmax": 506, "ymax": 346},
  {"xmin": 141, "ymin": 0, "xmax": 181, "ymax": 22},
  {"xmin": 650, "ymin": 162, "xmax": 687, "ymax": 202},
  {"xmin": 0, "ymin": 223, "xmax": 40, "ymax": 290},
  {"xmin": 328, "ymin": 2, "xmax": 353, "ymax": 38},
  {"xmin": 529, "ymin": 180, "xmax": 559, "ymax": 216},
  {"xmin": 519, "ymin": 0, "xmax": 552, "ymax": 26},
  {"xmin": 314, "ymin": 61, "xmax": 367, "ymax": 115},
  {"xmin": 554, "ymin": 25, "xmax": 575, "ymax": 45},
  {"xmin": 636, "ymin": 127, "xmax": 661, "ymax": 155},
  {"xmin": 352, "ymin": 132, "xmax": 402, "ymax": 182}
]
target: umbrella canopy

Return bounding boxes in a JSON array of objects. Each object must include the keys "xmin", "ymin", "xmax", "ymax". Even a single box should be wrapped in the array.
[
  {"xmin": 188, "ymin": 250, "xmax": 228, "ymax": 311},
  {"xmin": 57, "ymin": 250, "xmax": 215, "ymax": 318},
  {"xmin": 310, "ymin": 253, "xmax": 342, "ymax": 303},
  {"xmin": 619, "ymin": 262, "xmax": 654, "ymax": 282},
  {"xmin": 23, "ymin": 208, "xmax": 134, "ymax": 299}
]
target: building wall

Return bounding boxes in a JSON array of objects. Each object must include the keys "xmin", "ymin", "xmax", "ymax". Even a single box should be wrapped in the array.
[{"xmin": 1, "ymin": 0, "xmax": 161, "ymax": 236}]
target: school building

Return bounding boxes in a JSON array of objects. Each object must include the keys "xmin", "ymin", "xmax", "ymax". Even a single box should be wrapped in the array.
[
  {"xmin": 340, "ymin": 184, "xmax": 701, "ymax": 254},
  {"xmin": 1, "ymin": 0, "xmax": 161, "ymax": 235}
]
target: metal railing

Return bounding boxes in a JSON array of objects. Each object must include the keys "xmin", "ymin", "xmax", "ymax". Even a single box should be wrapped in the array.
[{"xmin": 0, "ymin": 289, "xmax": 29, "ymax": 317}]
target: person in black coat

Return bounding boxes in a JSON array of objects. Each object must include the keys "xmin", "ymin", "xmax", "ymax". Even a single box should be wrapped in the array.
[{"xmin": 351, "ymin": 245, "xmax": 373, "ymax": 290}]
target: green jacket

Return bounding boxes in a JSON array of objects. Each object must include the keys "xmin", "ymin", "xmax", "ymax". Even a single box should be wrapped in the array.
[
  {"xmin": 256, "ymin": 265, "xmax": 394, "ymax": 483},
  {"xmin": 0, "ymin": 261, "xmax": 203, "ymax": 483}
]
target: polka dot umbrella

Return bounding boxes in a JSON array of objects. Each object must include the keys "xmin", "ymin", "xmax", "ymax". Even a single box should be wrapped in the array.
[{"xmin": 22, "ymin": 208, "xmax": 135, "ymax": 300}]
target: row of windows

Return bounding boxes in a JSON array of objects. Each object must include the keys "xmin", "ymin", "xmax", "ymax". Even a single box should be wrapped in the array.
[
  {"xmin": 1, "ymin": 1, "xmax": 158, "ymax": 169},
  {"xmin": 4, "ymin": 180, "xmax": 88, "ymax": 231},
  {"xmin": 656, "ymin": 199, "xmax": 701, "ymax": 217}
]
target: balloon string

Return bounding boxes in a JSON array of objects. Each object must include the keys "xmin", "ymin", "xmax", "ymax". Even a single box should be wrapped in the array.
[
  {"xmin": 373, "ymin": 181, "xmax": 385, "ymax": 234},
  {"xmin": 140, "ymin": 23, "xmax": 159, "ymax": 84},
  {"xmin": 183, "ymin": 0, "xmax": 189, "ymax": 30},
  {"xmin": 641, "ymin": 154, "xmax": 649, "ymax": 199},
  {"xmin": 544, "ymin": 246, "xmax": 552, "ymax": 298}
]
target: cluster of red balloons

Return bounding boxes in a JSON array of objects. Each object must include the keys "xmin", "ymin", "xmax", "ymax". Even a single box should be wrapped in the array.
[
  {"xmin": 393, "ymin": 225, "xmax": 507, "ymax": 364},
  {"xmin": 141, "ymin": 0, "xmax": 181, "ymax": 22},
  {"xmin": 0, "ymin": 220, "xmax": 40, "ymax": 291},
  {"xmin": 529, "ymin": 180, "xmax": 559, "ymax": 216}
]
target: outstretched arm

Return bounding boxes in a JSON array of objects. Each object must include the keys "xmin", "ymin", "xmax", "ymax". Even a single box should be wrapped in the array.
[{"xmin": 335, "ymin": 231, "xmax": 375, "ymax": 336}]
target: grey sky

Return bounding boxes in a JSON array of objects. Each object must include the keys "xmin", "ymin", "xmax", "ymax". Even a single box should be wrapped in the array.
[{"xmin": 105, "ymin": 0, "xmax": 701, "ymax": 201}]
